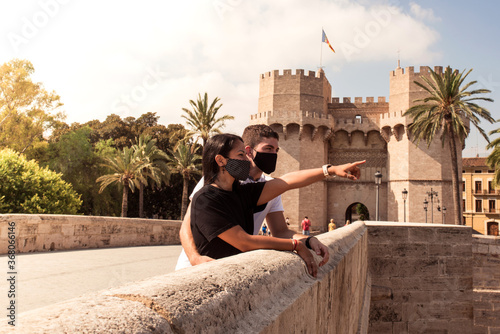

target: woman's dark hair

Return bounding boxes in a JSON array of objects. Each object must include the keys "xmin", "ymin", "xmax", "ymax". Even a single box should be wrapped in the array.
[{"xmin": 203, "ymin": 133, "xmax": 244, "ymax": 185}]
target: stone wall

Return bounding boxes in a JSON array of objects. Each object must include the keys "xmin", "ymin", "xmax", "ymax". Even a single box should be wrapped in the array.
[
  {"xmin": 472, "ymin": 235, "xmax": 500, "ymax": 332},
  {"xmin": 4, "ymin": 222, "xmax": 370, "ymax": 333},
  {"xmin": 367, "ymin": 222, "xmax": 473, "ymax": 333},
  {"xmin": 0, "ymin": 214, "xmax": 181, "ymax": 254},
  {"xmin": 3, "ymin": 221, "xmax": 498, "ymax": 333}
]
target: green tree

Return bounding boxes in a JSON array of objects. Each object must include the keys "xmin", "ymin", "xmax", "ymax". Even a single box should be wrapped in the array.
[
  {"xmin": 0, "ymin": 149, "xmax": 81, "ymax": 214},
  {"xmin": 487, "ymin": 126, "xmax": 500, "ymax": 187},
  {"xmin": 0, "ymin": 59, "xmax": 65, "ymax": 154},
  {"xmin": 182, "ymin": 92, "xmax": 234, "ymax": 146},
  {"xmin": 356, "ymin": 203, "xmax": 370, "ymax": 221},
  {"xmin": 167, "ymin": 141, "xmax": 202, "ymax": 219},
  {"xmin": 96, "ymin": 147, "xmax": 146, "ymax": 217},
  {"xmin": 39, "ymin": 127, "xmax": 120, "ymax": 216},
  {"xmin": 404, "ymin": 66, "xmax": 494, "ymax": 225},
  {"xmin": 132, "ymin": 134, "xmax": 170, "ymax": 218}
]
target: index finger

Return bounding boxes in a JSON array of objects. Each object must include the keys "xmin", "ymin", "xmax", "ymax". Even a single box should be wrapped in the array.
[{"xmin": 351, "ymin": 160, "xmax": 366, "ymax": 167}]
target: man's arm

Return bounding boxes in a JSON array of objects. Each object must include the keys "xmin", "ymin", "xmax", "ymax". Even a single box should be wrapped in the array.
[
  {"xmin": 179, "ymin": 203, "xmax": 214, "ymax": 266},
  {"xmin": 265, "ymin": 211, "xmax": 330, "ymax": 267}
]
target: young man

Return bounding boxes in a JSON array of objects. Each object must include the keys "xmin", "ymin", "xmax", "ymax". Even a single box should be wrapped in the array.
[
  {"xmin": 301, "ymin": 216, "xmax": 311, "ymax": 235},
  {"xmin": 175, "ymin": 124, "xmax": 330, "ymax": 271}
]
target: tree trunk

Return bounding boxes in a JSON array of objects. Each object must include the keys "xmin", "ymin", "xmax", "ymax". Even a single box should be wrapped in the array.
[
  {"xmin": 448, "ymin": 134, "xmax": 462, "ymax": 225},
  {"xmin": 139, "ymin": 183, "xmax": 144, "ymax": 218},
  {"xmin": 121, "ymin": 185, "xmax": 128, "ymax": 218},
  {"xmin": 180, "ymin": 174, "xmax": 189, "ymax": 220}
]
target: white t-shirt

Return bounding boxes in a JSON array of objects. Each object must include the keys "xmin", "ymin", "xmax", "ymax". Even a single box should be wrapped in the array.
[{"xmin": 175, "ymin": 175, "xmax": 284, "ymax": 270}]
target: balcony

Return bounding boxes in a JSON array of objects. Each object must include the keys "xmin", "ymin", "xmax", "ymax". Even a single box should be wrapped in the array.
[
  {"xmin": 484, "ymin": 208, "xmax": 498, "ymax": 214},
  {"xmin": 474, "ymin": 189, "xmax": 500, "ymax": 196}
]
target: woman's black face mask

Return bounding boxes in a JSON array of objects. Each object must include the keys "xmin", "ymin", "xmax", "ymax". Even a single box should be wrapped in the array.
[
  {"xmin": 253, "ymin": 151, "xmax": 278, "ymax": 174},
  {"xmin": 224, "ymin": 158, "xmax": 251, "ymax": 181}
]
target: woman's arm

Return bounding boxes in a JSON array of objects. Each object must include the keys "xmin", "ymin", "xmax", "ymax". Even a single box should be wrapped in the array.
[
  {"xmin": 218, "ymin": 225, "xmax": 318, "ymax": 277},
  {"xmin": 257, "ymin": 161, "xmax": 365, "ymax": 206}
]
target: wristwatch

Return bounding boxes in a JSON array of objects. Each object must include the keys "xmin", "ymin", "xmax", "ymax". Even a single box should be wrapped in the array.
[{"xmin": 322, "ymin": 164, "xmax": 335, "ymax": 177}]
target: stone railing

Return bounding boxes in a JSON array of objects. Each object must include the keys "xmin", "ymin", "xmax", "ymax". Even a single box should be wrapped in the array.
[
  {"xmin": 3, "ymin": 221, "xmax": 498, "ymax": 333},
  {"xmin": 0, "ymin": 214, "xmax": 181, "ymax": 254},
  {"xmin": 2, "ymin": 222, "xmax": 370, "ymax": 333}
]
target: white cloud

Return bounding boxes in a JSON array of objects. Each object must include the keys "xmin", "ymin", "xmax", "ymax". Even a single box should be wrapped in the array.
[
  {"xmin": 0, "ymin": 0, "xmax": 441, "ymax": 135},
  {"xmin": 409, "ymin": 2, "xmax": 441, "ymax": 22}
]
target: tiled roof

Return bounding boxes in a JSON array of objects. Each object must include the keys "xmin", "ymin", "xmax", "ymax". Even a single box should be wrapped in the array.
[{"xmin": 462, "ymin": 157, "xmax": 488, "ymax": 168}]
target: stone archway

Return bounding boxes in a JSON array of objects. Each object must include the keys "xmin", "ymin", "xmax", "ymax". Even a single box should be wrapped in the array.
[{"xmin": 345, "ymin": 202, "xmax": 370, "ymax": 225}]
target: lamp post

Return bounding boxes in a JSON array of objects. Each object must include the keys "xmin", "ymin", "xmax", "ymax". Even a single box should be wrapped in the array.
[
  {"xmin": 438, "ymin": 205, "xmax": 447, "ymax": 224},
  {"xmin": 375, "ymin": 171, "xmax": 382, "ymax": 221},
  {"xmin": 402, "ymin": 188, "xmax": 408, "ymax": 222},
  {"xmin": 424, "ymin": 198, "xmax": 429, "ymax": 224},
  {"xmin": 426, "ymin": 188, "xmax": 438, "ymax": 224}
]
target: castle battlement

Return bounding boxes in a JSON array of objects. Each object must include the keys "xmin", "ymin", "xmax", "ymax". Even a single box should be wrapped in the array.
[
  {"xmin": 331, "ymin": 96, "xmax": 387, "ymax": 104},
  {"xmin": 260, "ymin": 69, "xmax": 324, "ymax": 80},
  {"xmin": 391, "ymin": 65, "xmax": 444, "ymax": 76},
  {"xmin": 251, "ymin": 110, "xmax": 332, "ymax": 122}
]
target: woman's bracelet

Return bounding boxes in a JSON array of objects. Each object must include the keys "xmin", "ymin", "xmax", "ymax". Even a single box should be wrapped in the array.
[{"xmin": 291, "ymin": 239, "xmax": 298, "ymax": 252}]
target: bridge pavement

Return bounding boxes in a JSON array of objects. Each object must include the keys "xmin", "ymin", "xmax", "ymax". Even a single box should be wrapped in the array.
[{"xmin": 1, "ymin": 245, "xmax": 183, "ymax": 315}]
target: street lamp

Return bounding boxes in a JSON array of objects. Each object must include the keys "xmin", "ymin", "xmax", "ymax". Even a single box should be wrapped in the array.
[
  {"xmin": 375, "ymin": 171, "xmax": 382, "ymax": 221},
  {"xmin": 402, "ymin": 188, "xmax": 408, "ymax": 222},
  {"xmin": 423, "ymin": 198, "xmax": 429, "ymax": 224},
  {"xmin": 426, "ymin": 188, "xmax": 438, "ymax": 224},
  {"xmin": 438, "ymin": 204, "xmax": 447, "ymax": 224}
]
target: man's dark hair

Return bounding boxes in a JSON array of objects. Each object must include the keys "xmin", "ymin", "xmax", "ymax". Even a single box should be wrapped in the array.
[
  {"xmin": 241, "ymin": 124, "xmax": 279, "ymax": 148},
  {"xmin": 202, "ymin": 133, "xmax": 243, "ymax": 185}
]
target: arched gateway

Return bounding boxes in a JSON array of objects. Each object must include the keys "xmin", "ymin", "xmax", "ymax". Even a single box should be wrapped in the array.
[{"xmin": 345, "ymin": 202, "xmax": 370, "ymax": 225}]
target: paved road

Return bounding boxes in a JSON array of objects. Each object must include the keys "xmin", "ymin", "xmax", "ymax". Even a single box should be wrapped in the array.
[{"xmin": 1, "ymin": 245, "xmax": 183, "ymax": 314}]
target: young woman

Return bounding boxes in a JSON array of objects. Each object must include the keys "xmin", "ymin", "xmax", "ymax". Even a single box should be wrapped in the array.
[{"xmin": 190, "ymin": 133, "xmax": 364, "ymax": 277}]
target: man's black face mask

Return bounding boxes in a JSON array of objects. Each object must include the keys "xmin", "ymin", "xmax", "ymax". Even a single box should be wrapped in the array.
[{"xmin": 253, "ymin": 151, "xmax": 278, "ymax": 174}]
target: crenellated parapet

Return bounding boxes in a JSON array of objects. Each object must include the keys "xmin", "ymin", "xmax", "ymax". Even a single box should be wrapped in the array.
[
  {"xmin": 390, "ymin": 65, "xmax": 444, "ymax": 77},
  {"xmin": 330, "ymin": 96, "xmax": 388, "ymax": 105},
  {"xmin": 260, "ymin": 68, "xmax": 325, "ymax": 80}
]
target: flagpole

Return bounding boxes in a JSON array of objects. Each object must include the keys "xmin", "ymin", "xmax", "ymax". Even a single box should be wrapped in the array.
[{"xmin": 320, "ymin": 28, "xmax": 323, "ymax": 68}]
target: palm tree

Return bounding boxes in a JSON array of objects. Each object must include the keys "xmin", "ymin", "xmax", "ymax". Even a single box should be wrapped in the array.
[
  {"xmin": 167, "ymin": 141, "xmax": 202, "ymax": 219},
  {"xmin": 404, "ymin": 66, "xmax": 494, "ymax": 225},
  {"xmin": 96, "ymin": 147, "xmax": 146, "ymax": 217},
  {"xmin": 487, "ymin": 125, "xmax": 500, "ymax": 187},
  {"xmin": 132, "ymin": 134, "xmax": 170, "ymax": 218},
  {"xmin": 182, "ymin": 92, "xmax": 234, "ymax": 146}
]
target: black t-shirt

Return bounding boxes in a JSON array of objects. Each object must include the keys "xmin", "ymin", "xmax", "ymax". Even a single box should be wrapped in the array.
[{"xmin": 191, "ymin": 181, "xmax": 266, "ymax": 259}]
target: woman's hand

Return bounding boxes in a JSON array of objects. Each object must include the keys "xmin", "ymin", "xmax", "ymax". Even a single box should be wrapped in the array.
[
  {"xmin": 307, "ymin": 237, "xmax": 330, "ymax": 267},
  {"xmin": 295, "ymin": 241, "xmax": 318, "ymax": 277}
]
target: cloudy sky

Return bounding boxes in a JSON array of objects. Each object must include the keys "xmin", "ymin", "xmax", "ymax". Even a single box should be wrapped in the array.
[{"xmin": 0, "ymin": 0, "xmax": 499, "ymax": 157}]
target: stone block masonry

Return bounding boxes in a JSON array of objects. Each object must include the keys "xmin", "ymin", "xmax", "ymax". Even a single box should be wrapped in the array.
[
  {"xmin": 0, "ymin": 214, "xmax": 181, "ymax": 254},
  {"xmin": 2, "ymin": 221, "xmax": 498, "ymax": 332},
  {"xmin": 2, "ymin": 222, "xmax": 370, "ymax": 333},
  {"xmin": 472, "ymin": 235, "xmax": 500, "ymax": 333},
  {"xmin": 367, "ymin": 222, "xmax": 474, "ymax": 333}
]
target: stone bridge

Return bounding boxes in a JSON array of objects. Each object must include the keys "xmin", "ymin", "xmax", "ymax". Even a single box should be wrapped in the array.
[{"xmin": 0, "ymin": 215, "xmax": 499, "ymax": 333}]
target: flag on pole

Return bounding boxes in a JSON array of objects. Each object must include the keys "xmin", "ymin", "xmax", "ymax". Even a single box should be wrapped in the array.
[{"xmin": 322, "ymin": 29, "xmax": 335, "ymax": 53}]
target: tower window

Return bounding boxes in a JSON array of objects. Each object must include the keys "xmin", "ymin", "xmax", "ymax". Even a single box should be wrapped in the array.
[{"xmin": 355, "ymin": 115, "xmax": 362, "ymax": 124}]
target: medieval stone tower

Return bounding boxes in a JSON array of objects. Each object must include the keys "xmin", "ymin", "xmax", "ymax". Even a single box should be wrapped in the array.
[{"xmin": 250, "ymin": 66, "xmax": 464, "ymax": 231}]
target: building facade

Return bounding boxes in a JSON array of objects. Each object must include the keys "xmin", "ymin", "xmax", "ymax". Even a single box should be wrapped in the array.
[
  {"xmin": 463, "ymin": 157, "xmax": 500, "ymax": 235},
  {"xmin": 250, "ymin": 66, "xmax": 466, "ymax": 232}
]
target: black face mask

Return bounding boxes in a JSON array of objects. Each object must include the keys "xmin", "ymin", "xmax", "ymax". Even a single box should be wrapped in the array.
[
  {"xmin": 253, "ymin": 151, "xmax": 278, "ymax": 174},
  {"xmin": 224, "ymin": 158, "xmax": 250, "ymax": 181}
]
